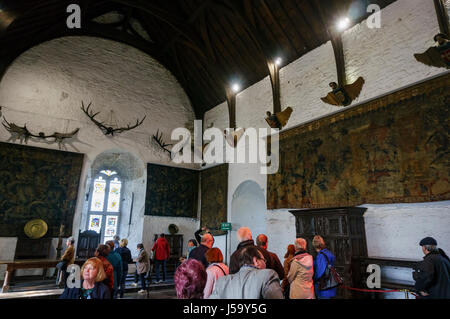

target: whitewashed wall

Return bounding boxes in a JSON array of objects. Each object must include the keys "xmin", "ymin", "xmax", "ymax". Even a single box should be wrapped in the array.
[
  {"xmin": 0, "ymin": 36, "xmax": 198, "ymax": 278},
  {"xmin": 204, "ymin": 0, "xmax": 450, "ymax": 283}
]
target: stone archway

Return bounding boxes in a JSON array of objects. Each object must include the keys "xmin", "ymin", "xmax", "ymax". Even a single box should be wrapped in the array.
[{"xmin": 230, "ymin": 180, "xmax": 266, "ymax": 259}]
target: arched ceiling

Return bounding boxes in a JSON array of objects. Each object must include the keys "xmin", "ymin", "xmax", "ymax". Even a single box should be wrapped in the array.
[{"xmin": 0, "ymin": 0, "xmax": 397, "ymax": 118}]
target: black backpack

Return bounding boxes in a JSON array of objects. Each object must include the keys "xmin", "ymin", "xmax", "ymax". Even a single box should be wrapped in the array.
[{"xmin": 318, "ymin": 252, "xmax": 343, "ymax": 291}]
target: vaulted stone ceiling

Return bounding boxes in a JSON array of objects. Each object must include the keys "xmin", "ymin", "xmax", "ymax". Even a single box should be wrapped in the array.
[{"xmin": 0, "ymin": 0, "xmax": 397, "ymax": 118}]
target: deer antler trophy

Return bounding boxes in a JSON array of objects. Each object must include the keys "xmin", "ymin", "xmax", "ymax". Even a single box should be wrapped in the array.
[{"xmin": 81, "ymin": 101, "xmax": 146, "ymax": 136}]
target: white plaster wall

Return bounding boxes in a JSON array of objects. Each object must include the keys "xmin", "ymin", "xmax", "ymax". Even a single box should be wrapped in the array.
[
  {"xmin": 0, "ymin": 36, "xmax": 198, "ymax": 275},
  {"xmin": 363, "ymin": 201, "xmax": 450, "ymax": 260},
  {"xmin": 203, "ymin": 0, "xmax": 450, "ymax": 292},
  {"xmin": 342, "ymin": 0, "xmax": 445, "ymax": 101}
]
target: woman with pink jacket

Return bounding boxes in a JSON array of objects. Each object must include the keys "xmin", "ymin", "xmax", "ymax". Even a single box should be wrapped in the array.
[
  {"xmin": 287, "ymin": 238, "xmax": 315, "ymax": 299},
  {"xmin": 203, "ymin": 248, "xmax": 229, "ymax": 298}
]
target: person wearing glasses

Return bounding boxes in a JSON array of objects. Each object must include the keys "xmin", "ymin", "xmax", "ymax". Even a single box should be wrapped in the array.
[{"xmin": 208, "ymin": 245, "xmax": 283, "ymax": 299}]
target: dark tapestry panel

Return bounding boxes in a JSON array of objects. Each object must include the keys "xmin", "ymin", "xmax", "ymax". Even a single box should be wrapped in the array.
[
  {"xmin": 0, "ymin": 142, "xmax": 84, "ymax": 237},
  {"xmin": 267, "ymin": 73, "xmax": 450, "ymax": 209},
  {"xmin": 200, "ymin": 164, "xmax": 228, "ymax": 235},
  {"xmin": 145, "ymin": 164, "xmax": 199, "ymax": 218}
]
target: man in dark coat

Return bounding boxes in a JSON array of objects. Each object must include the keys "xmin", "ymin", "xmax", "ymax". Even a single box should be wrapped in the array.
[
  {"xmin": 256, "ymin": 234, "xmax": 284, "ymax": 280},
  {"xmin": 229, "ymin": 227, "xmax": 273, "ymax": 275},
  {"xmin": 188, "ymin": 232, "xmax": 214, "ymax": 268},
  {"xmin": 413, "ymin": 237, "xmax": 450, "ymax": 299}
]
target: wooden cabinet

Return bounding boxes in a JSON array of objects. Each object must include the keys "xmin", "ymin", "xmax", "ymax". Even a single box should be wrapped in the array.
[{"xmin": 289, "ymin": 207, "xmax": 367, "ymax": 298}]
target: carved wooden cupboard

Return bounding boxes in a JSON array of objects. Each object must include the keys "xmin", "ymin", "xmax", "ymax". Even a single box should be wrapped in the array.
[{"xmin": 289, "ymin": 207, "xmax": 368, "ymax": 298}]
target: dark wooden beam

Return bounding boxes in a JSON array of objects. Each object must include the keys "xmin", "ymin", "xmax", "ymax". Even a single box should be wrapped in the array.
[
  {"xmin": 433, "ymin": 0, "xmax": 450, "ymax": 35},
  {"xmin": 225, "ymin": 89, "xmax": 236, "ymax": 129},
  {"xmin": 267, "ymin": 61, "xmax": 281, "ymax": 114}
]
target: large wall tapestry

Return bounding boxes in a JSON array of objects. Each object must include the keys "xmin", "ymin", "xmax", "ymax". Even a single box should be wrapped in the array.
[
  {"xmin": 201, "ymin": 164, "xmax": 228, "ymax": 235},
  {"xmin": 145, "ymin": 164, "xmax": 199, "ymax": 218},
  {"xmin": 0, "ymin": 142, "xmax": 84, "ymax": 237},
  {"xmin": 267, "ymin": 73, "xmax": 450, "ymax": 209}
]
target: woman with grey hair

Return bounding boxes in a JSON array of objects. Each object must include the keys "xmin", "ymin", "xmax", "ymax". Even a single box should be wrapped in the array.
[{"xmin": 287, "ymin": 238, "xmax": 315, "ymax": 299}]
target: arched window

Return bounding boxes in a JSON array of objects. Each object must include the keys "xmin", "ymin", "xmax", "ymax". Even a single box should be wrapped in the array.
[{"xmin": 87, "ymin": 169, "xmax": 122, "ymax": 243}]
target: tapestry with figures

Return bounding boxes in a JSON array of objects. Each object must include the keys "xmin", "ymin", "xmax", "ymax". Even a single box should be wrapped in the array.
[
  {"xmin": 0, "ymin": 142, "xmax": 84, "ymax": 237},
  {"xmin": 267, "ymin": 73, "xmax": 450, "ymax": 209}
]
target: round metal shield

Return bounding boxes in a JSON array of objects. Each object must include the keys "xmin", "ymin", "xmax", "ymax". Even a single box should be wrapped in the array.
[{"xmin": 24, "ymin": 219, "xmax": 48, "ymax": 239}]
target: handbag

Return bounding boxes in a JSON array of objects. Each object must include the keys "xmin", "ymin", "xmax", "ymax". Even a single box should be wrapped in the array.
[{"xmin": 318, "ymin": 252, "xmax": 343, "ymax": 291}]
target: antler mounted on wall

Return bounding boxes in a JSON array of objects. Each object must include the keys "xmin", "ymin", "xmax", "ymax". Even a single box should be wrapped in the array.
[
  {"xmin": 152, "ymin": 129, "xmax": 173, "ymax": 158},
  {"xmin": 81, "ymin": 101, "xmax": 146, "ymax": 136},
  {"xmin": 2, "ymin": 117, "xmax": 79, "ymax": 149}
]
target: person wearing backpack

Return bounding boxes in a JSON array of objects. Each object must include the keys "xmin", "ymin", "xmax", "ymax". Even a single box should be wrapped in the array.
[{"xmin": 312, "ymin": 235, "xmax": 337, "ymax": 299}]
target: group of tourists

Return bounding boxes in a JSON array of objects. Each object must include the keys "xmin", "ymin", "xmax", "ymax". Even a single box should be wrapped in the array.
[
  {"xmin": 58, "ymin": 228, "xmax": 450, "ymax": 299},
  {"xmin": 59, "ymin": 233, "xmax": 171, "ymax": 299},
  {"xmin": 175, "ymin": 227, "xmax": 339, "ymax": 299},
  {"xmin": 176, "ymin": 228, "xmax": 450, "ymax": 299}
]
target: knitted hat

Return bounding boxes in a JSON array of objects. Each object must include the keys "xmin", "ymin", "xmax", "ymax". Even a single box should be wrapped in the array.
[{"xmin": 419, "ymin": 237, "xmax": 437, "ymax": 246}]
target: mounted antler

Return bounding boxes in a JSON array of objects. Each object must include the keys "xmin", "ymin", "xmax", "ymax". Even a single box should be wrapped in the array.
[
  {"xmin": 81, "ymin": 101, "xmax": 146, "ymax": 136},
  {"xmin": 152, "ymin": 129, "xmax": 173, "ymax": 157},
  {"xmin": 2, "ymin": 117, "xmax": 34, "ymax": 143},
  {"xmin": 2, "ymin": 117, "xmax": 79, "ymax": 149},
  {"xmin": 47, "ymin": 128, "xmax": 80, "ymax": 149}
]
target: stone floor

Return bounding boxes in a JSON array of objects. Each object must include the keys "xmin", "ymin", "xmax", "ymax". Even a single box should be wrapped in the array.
[{"xmin": 121, "ymin": 288, "xmax": 177, "ymax": 299}]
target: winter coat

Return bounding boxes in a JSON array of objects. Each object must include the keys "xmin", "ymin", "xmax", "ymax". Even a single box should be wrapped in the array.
[
  {"xmin": 189, "ymin": 244, "xmax": 210, "ymax": 268},
  {"xmin": 98, "ymin": 255, "xmax": 114, "ymax": 291},
  {"xmin": 229, "ymin": 240, "xmax": 273, "ymax": 274},
  {"xmin": 282, "ymin": 254, "xmax": 294, "ymax": 291},
  {"xmin": 106, "ymin": 250, "xmax": 123, "ymax": 291},
  {"xmin": 414, "ymin": 250, "xmax": 450, "ymax": 299},
  {"xmin": 314, "ymin": 249, "xmax": 337, "ymax": 298},
  {"xmin": 266, "ymin": 250, "xmax": 285, "ymax": 280},
  {"xmin": 136, "ymin": 248, "xmax": 150, "ymax": 274},
  {"xmin": 61, "ymin": 245, "xmax": 75, "ymax": 265},
  {"xmin": 59, "ymin": 281, "xmax": 110, "ymax": 299},
  {"xmin": 208, "ymin": 265, "xmax": 283, "ymax": 299},
  {"xmin": 116, "ymin": 246, "xmax": 133, "ymax": 273},
  {"xmin": 204, "ymin": 262, "xmax": 229, "ymax": 299},
  {"xmin": 152, "ymin": 237, "xmax": 170, "ymax": 261},
  {"xmin": 288, "ymin": 250, "xmax": 315, "ymax": 299}
]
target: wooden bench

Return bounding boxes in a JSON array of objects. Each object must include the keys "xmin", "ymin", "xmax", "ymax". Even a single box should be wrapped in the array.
[{"xmin": 0, "ymin": 259, "xmax": 86, "ymax": 293}]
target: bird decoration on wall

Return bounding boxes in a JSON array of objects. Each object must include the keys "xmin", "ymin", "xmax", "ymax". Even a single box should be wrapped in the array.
[
  {"xmin": 224, "ymin": 127, "xmax": 245, "ymax": 148},
  {"xmin": 414, "ymin": 33, "xmax": 450, "ymax": 69},
  {"xmin": 2, "ymin": 117, "xmax": 79, "ymax": 149},
  {"xmin": 265, "ymin": 107, "xmax": 293, "ymax": 129},
  {"xmin": 81, "ymin": 101, "xmax": 146, "ymax": 136},
  {"xmin": 321, "ymin": 77, "xmax": 365, "ymax": 107}
]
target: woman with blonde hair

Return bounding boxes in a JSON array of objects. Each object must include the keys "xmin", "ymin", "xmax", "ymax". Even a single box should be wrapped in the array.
[
  {"xmin": 116, "ymin": 238, "xmax": 133, "ymax": 298},
  {"xmin": 60, "ymin": 257, "xmax": 111, "ymax": 299}
]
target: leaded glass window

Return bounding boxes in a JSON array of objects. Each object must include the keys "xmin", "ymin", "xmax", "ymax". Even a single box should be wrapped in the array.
[{"xmin": 87, "ymin": 170, "xmax": 122, "ymax": 243}]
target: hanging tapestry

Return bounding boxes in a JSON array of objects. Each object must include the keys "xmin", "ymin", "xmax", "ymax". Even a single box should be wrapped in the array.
[
  {"xmin": 267, "ymin": 73, "xmax": 450, "ymax": 209},
  {"xmin": 0, "ymin": 142, "xmax": 84, "ymax": 237},
  {"xmin": 145, "ymin": 164, "xmax": 199, "ymax": 218},
  {"xmin": 201, "ymin": 164, "xmax": 228, "ymax": 235}
]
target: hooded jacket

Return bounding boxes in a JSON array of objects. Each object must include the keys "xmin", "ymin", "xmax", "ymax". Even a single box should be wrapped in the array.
[{"xmin": 287, "ymin": 250, "xmax": 315, "ymax": 299}]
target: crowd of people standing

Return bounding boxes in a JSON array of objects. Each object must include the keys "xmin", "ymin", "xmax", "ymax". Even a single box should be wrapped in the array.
[{"xmin": 58, "ymin": 227, "xmax": 450, "ymax": 299}]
